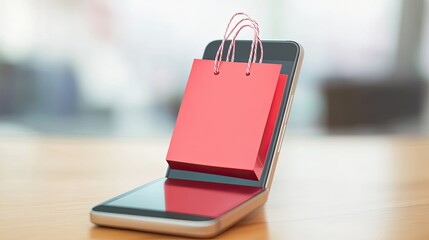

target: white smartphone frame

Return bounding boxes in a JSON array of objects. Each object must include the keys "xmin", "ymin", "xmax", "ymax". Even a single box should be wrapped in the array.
[{"xmin": 90, "ymin": 40, "xmax": 304, "ymax": 238}]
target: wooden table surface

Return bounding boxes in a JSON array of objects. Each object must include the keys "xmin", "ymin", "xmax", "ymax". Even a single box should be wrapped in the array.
[{"xmin": 1, "ymin": 136, "xmax": 429, "ymax": 240}]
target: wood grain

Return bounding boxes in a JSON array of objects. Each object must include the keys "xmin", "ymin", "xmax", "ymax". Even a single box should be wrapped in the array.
[{"xmin": 0, "ymin": 136, "xmax": 428, "ymax": 240}]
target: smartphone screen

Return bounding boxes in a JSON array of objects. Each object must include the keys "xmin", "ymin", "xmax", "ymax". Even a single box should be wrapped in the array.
[
  {"xmin": 94, "ymin": 178, "xmax": 263, "ymax": 220},
  {"xmin": 93, "ymin": 41, "xmax": 300, "ymax": 221}
]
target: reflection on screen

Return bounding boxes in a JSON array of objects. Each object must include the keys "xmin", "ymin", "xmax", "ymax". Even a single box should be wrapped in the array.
[{"xmin": 106, "ymin": 178, "xmax": 262, "ymax": 217}]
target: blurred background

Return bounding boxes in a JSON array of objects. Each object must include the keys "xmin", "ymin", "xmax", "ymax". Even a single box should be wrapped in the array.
[{"xmin": 0, "ymin": 0, "xmax": 428, "ymax": 137}]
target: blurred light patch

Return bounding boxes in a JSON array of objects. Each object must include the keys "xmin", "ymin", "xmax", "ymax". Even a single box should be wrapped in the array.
[{"xmin": 0, "ymin": 0, "xmax": 428, "ymax": 137}]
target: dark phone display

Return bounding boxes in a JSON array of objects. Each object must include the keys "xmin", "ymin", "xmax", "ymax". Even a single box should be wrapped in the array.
[
  {"xmin": 167, "ymin": 41, "xmax": 299, "ymax": 187},
  {"xmin": 103, "ymin": 178, "xmax": 262, "ymax": 218},
  {"xmin": 94, "ymin": 41, "xmax": 300, "ymax": 220}
]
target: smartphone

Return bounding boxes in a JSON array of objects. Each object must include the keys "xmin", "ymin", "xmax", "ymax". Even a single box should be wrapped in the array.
[{"xmin": 90, "ymin": 40, "xmax": 304, "ymax": 238}]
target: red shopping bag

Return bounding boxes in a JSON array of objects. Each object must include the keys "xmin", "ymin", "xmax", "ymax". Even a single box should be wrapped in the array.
[
  {"xmin": 166, "ymin": 58, "xmax": 286, "ymax": 180},
  {"xmin": 166, "ymin": 13, "xmax": 287, "ymax": 180}
]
